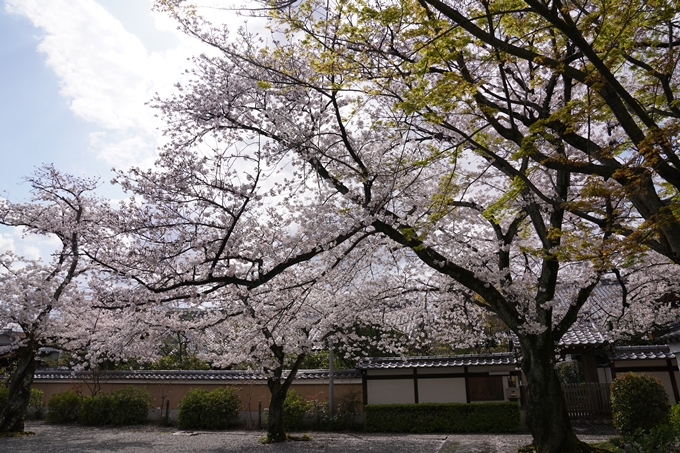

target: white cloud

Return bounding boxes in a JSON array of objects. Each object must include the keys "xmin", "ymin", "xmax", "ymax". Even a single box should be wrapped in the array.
[
  {"xmin": 3, "ymin": 0, "xmax": 203, "ymax": 169},
  {"xmin": 4, "ymin": 0, "xmax": 264, "ymax": 172},
  {"xmin": 0, "ymin": 226, "xmax": 61, "ymax": 261},
  {"xmin": 6, "ymin": 0, "xmax": 156, "ymax": 130},
  {"xmin": 0, "ymin": 232, "xmax": 15, "ymax": 254},
  {"xmin": 88, "ymin": 130, "xmax": 158, "ymax": 170}
]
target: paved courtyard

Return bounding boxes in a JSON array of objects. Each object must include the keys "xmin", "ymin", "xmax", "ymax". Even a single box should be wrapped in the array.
[{"xmin": 0, "ymin": 421, "xmax": 616, "ymax": 452}]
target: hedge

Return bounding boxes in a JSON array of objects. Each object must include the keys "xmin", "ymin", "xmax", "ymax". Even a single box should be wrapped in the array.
[{"xmin": 364, "ymin": 401, "xmax": 520, "ymax": 433}]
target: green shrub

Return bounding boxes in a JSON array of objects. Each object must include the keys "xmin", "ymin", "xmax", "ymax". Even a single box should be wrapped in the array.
[
  {"xmin": 611, "ymin": 373, "xmax": 670, "ymax": 436},
  {"xmin": 51, "ymin": 386, "xmax": 152, "ymax": 426},
  {"xmin": 109, "ymin": 386, "xmax": 152, "ymax": 425},
  {"xmin": 671, "ymin": 404, "xmax": 680, "ymax": 431},
  {"xmin": 283, "ymin": 389, "xmax": 311, "ymax": 431},
  {"xmin": 178, "ymin": 387, "xmax": 240, "ymax": 430},
  {"xmin": 623, "ymin": 424, "xmax": 680, "ymax": 453},
  {"xmin": 364, "ymin": 401, "xmax": 520, "ymax": 433},
  {"xmin": 47, "ymin": 390, "xmax": 82, "ymax": 423},
  {"xmin": 79, "ymin": 393, "xmax": 112, "ymax": 425}
]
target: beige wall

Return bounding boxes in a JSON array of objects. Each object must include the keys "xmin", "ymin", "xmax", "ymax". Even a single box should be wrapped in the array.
[{"xmin": 32, "ymin": 379, "xmax": 363, "ymax": 412}]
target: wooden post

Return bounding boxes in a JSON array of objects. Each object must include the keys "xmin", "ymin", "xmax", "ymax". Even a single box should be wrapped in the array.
[
  {"xmin": 329, "ymin": 339, "xmax": 334, "ymax": 415},
  {"xmin": 258, "ymin": 400, "xmax": 262, "ymax": 429}
]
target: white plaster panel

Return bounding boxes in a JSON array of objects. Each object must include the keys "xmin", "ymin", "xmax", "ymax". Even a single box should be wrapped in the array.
[
  {"xmin": 646, "ymin": 372, "xmax": 677, "ymax": 404},
  {"xmin": 366, "ymin": 379, "xmax": 415, "ymax": 404},
  {"xmin": 418, "ymin": 378, "xmax": 467, "ymax": 403}
]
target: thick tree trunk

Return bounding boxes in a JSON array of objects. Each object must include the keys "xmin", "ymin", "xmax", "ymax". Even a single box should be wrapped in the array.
[
  {"xmin": 0, "ymin": 346, "xmax": 37, "ymax": 434},
  {"xmin": 521, "ymin": 338, "xmax": 593, "ymax": 453},
  {"xmin": 264, "ymin": 353, "xmax": 306, "ymax": 442},
  {"xmin": 266, "ymin": 377, "xmax": 288, "ymax": 442}
]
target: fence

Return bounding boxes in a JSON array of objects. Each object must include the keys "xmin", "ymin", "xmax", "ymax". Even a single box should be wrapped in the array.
[
  {"xmin": 520, "ymin": 383, "xmax": 612, "ymax": 420},
  {"xmin": 561, "ymin": 383, "xmax": 611, "ymax": 419}
]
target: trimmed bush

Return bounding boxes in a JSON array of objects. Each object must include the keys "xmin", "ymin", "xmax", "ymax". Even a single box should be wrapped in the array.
[
  {"xmin": 79, "ymin": 393, "xmax": 112, "ymax": 425},
  {"xmin": 178, "ymin": 387, "xmax": 240, "ymax": 430},
  {"xmin": 611, "ymin": 372, "xmax": 670, "ymax": 436},
  {"xmin": 47, "ymin": 390, "xmax": 81, "ymax": 423},
  {"xmin": 109, "ymin": 386, "xmax": 152, "ymax": 425},
  {"xmin": 283, "ymin": 389, "xmax": 311, "ymax": 431},
  {"xmin": 364, "ymin": 401, "xmax": 520, "ymax": 433}
]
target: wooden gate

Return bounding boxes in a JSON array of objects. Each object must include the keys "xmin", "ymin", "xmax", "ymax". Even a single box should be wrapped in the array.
[
  {"xmin": 520, "ymin": 383, "xmax": 612, "ymax": 419},
  {"xmin": 561, "ymin": 383, "xmax": 611, "ymax": 419}
]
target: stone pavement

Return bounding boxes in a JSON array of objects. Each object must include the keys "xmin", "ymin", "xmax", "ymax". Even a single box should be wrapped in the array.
[{"xmin": 0, "ymin": 421, "xmax": 616, "ymax": 452}]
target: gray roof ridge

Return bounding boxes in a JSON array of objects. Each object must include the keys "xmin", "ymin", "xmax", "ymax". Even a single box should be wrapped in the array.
[{"xmin": 363, "ymin": 351, "xmax": 517, "ymax": 362}]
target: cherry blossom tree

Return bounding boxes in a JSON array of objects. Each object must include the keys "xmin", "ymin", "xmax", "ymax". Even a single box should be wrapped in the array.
[
  {"xmin": 84, "ymin": 128, "xmax": 389, "ymax": 439},
  {"xmin": 142, "ymin": 1, "xmax": 680, "ymax": 451},
  {"xmin": 0, "ymin": 167, "xmax": 105, "ymax": 434}
]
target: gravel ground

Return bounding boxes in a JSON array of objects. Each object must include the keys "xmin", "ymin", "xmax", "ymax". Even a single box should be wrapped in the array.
[{"xmin": 0, "ymin": 421, "xmax": 617, "ymax": 453}]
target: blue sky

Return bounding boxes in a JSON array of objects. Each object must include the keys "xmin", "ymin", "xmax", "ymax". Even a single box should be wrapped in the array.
[{"xmin": 0, "ymin": 0, "xmax": 252, "ymax": 258}]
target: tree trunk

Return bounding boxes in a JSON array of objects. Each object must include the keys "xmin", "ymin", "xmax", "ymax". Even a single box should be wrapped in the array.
[
  {"xmin": 264, "ymin": 353, "xmax": 306, "ymax": 442},
  {"xmin": 266, "ymin": 377, "xmax": 288, "ymax": 442},
  {"xmin": 521, "ymin": 338, "xmax": 593, "ymax": 453},
  {"xmin": 0, "ymin": 346, "xmax": 37, "ymax": 434}
]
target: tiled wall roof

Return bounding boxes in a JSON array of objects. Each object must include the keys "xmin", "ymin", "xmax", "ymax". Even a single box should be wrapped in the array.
[
  {"xmin": 610, "ymin": 345, "xmax": 675, "ymax": 361},
  {"xmin": 34, "ymin": 368, "xmax": 361, "ymax": 381},
  {"xmin": 357, "ymin": 352, "xmax": 518, "ymax": 369}
]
